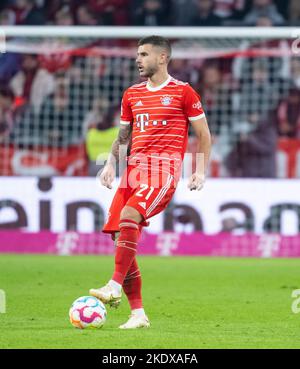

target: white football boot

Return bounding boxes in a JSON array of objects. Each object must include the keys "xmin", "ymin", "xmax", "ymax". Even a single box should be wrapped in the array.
[
  {"xmin": 119, "ymin": 313, "xmax": 150, "ymax": 329},
  {"xmin": 89, "ymin": 284, "xmax": 121, "ymax": 308}
]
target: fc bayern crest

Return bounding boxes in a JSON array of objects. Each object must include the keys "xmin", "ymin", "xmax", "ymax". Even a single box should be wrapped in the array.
[{"xmin": 160, "ymin": 95, "xmax": 173, "ymax": 106}]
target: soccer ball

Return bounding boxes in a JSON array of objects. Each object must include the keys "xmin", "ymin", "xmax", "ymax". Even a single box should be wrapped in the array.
[{"xmin": 69, "ymin": 296, "xmax": 107, "ymax": 329}]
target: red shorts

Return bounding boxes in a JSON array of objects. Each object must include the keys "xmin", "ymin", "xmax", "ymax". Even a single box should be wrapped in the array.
[{"xmin": 103, "ymin": 166, "xmax": 176, "ymax": 234}]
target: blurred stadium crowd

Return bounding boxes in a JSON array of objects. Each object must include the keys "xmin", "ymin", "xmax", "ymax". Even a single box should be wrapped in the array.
[
  {"xmin": 0, "ymin": 0, "xmax": 300, "ymax": 178},
  {"xmin": 1, "ymin": 50, "xmax": 300, "ymax": 178},
  {"xmin": 0, "ymin": 0, "xmax": 300, "ymax": 27}
]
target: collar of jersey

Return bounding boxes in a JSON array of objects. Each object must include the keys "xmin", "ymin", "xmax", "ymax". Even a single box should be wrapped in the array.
[{"xmin": 146, "ymin": 75, "xmax": 172, "ymax": 92}]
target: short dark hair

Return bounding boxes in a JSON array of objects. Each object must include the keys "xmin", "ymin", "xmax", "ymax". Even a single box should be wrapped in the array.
[{"xmin": 138, "ymin": 35, "xmax": 172, "ymax": 60}]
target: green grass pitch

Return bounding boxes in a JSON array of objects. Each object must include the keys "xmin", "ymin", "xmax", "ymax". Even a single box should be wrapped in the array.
[{"xmin": 0, "ymin": 254, "xmax": 300, "ymax": 349}]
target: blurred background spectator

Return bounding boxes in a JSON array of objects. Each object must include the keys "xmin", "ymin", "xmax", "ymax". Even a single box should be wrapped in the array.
[
  {"xmin": 197, "ymin": 62, "xmax": 233, "ymax": 138},
  {"xmin": 9, "ymin": 0, "xmax": 45, "ymax": 25},
  {"xmin": 0, "ymin": 8, "xmax": 16, "ymax": 25},
  {"xmin": 84, "ymin": 98, "xmax": 119, "ymax": 176},
  {"xmin": 168, "ymin": 59, "xmax": 194, "ymax": 82},
  {"xmin": 0, "ymin": 53, "xmax": 21, "ymax": 85},
  {"xmin": 132, "ymin": 0, "xmax": 171, "ymax": 26},
  {"xmin": 224, "ymin": 58, "xmax": 280, "ymax": 177},
  {"xmin": 38, "ymin": 72, "xmax": 73, "ymax": 146},
  {"xmin": 0, "ymin": 87, "xmax": 16, "ymax": 142},
  {"xmin": 190, "ymin": 0, "xmax": 222, "ymax": 26},
  {"xmin": 54, "ymin": 5, "xmax": 74, "ymax": 26},
  {"xmin": 213, "ymin": 0, "xmax": 249, "ymax": 22},
  {"xmin": 44, "ymin": 0, "xmax": 77, "ymax": 24},
  {"xmin": 243, "ymin": 0, "xmax": 286, "ymax": 26},
  {"xmin": 9, "ymin": 54, "xmax": 55, "ymax": 114},
  {"xmin": 87, "ymin": 0, "xmax": 130, "ymax": 25},
  {"xmin": 290, "ymin": 57, "xmax": 300, "ymax": 89},
  {"xmin": 171, "ymin": 0, "xmax": 198, "ymax": 26},
  {"xmin": 76, "ymin": 5, "xmax": 98, "ymax": 26},
  {"xmin": 277, "ymin": 88, "xmax": 300, "ymax": 138},
  {"xmin": 289, "ymin": 0, "xmax": 300, "ymax": 25},
  {"xmin": 225, "ymin": 115, "xmax": 278, "ymax": 177},
  {"xmin": 234, "ymin": 58, "xmax": 279, "ymax": 137}
]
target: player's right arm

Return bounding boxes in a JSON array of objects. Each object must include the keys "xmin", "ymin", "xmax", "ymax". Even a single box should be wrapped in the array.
[
  {"xmin": 100, "ymin": 125, "xmax": 132, "ymax": 189},
  {"xmin": 100, "ymin": 90, "xmax": 133, "ymax": 189}
]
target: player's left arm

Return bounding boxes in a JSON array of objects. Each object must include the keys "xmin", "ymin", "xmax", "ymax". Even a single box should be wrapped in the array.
[
  {"xmin": 183, "ymin": 84, "xmax": 211, "ymax": 191},
  {"xmin": 188, "ymin": 116, "xmax": 211, "ymax": 191}
]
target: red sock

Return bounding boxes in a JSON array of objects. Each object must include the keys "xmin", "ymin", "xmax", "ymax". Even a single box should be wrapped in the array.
[
  {"xmin": 123, "ymin": 225, "xmax": 144, "ymax": 309},
  {"xmin": 112, "ymin": 219, "xmax": 139, "ymax": 285},
  {"xmin": 123, "ymin": 258, "xmax": 143, "ymax": 310}
]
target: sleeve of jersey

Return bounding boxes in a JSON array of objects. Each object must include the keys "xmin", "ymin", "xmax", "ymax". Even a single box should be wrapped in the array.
[
  {"xmin": 120, "ymin": 89, "xmax": 133, "ymax": 126},
  {"xmin": 183, "ymin": 85, "xmax": 206, "ymax": 122}
]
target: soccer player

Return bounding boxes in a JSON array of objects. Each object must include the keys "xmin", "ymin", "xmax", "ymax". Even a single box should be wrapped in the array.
[{"xmin": 90, "ymin": 36, "xmax": 211, "ymax": 329}]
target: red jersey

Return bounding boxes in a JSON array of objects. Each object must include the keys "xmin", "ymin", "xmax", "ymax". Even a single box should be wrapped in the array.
[{"xmin": 120, "ymin": 75, "xmax": 205, "ymax": 178}]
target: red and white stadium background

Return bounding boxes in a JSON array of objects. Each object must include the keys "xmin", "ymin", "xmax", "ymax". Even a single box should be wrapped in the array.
[
  {"xmin": 0, "ymin": 145, "xmax": 87, "ymax": 176},
  {"xmin": 1, "ymin": 176, "xmax": 300, "ymax": 258}
]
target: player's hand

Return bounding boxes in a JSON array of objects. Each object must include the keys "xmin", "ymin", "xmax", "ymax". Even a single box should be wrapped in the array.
[
  {"xmin": 100, "ymin": 164, "xmax": 115, "ymax": 189},
  {"xmin": 187, "ymin": 173, "xmax": 205, "ymax": 191}
]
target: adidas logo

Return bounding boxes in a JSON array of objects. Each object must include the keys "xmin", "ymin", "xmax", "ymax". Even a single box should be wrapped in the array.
[
  {"xmin": 138, "ymin": 202, "xmax": 146, "ymax": 209},
  {"xmin": 135, "ymin": 100, "xmax": 143, "ymax": 106}
]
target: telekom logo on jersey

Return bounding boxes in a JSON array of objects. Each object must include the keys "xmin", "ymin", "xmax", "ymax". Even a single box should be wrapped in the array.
[{"xmin": 136, "ymin": 113, "xmax": 168, "ymax": 132}]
